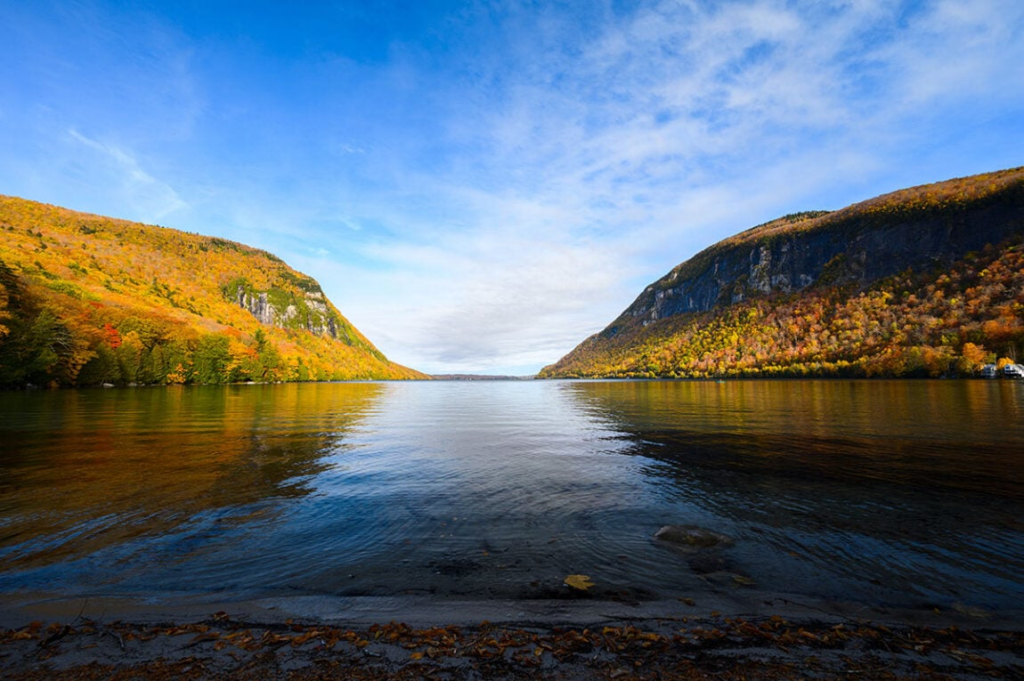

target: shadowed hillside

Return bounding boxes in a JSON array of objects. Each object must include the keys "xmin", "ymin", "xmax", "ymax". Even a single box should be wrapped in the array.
[{"xmin": 542, "ymin": 167, "xmax": 1024, "ymax": 379}]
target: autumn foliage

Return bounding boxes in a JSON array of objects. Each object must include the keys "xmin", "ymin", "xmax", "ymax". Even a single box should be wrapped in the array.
[
  {"xmin": 2, "ymin": 614, "xmax": 1020, "ymax": 679},
  {"xmin": 543, "ymin": 168, "xmax": 1024, "ymax": 379},
  {"xmin": 0, "ymin": 196, "xmax": 425, "ymax": 387}
]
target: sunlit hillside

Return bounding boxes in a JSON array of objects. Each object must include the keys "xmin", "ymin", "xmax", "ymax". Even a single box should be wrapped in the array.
[
  {"xmin": 542, "ymin": 167, "xmax": 1024, "ymax": 379},
  {"xmin": 0, "ymin": 196, "xmax": 426, "ymax": 387}
]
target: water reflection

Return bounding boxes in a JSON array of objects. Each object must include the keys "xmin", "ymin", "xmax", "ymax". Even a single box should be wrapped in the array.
[
  {"xmin": 0, "ymin": 380, "xmax": 1021, "ymax": 612},
  {"xmin": 562, "ymin": 380, "xmax": 1024, "ymax": 497},
  {"xmin": 0, "ymin": 383, "xmax": 384, "ymax": 575},
  {"xmin": 560, "ymin": 380, "xmax": 1024, "ymax": 608}
]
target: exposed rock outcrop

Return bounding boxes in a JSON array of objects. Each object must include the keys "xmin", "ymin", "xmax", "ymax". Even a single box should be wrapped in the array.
[
  {"xmin": 541, "ymin": 166, "xmax": 1024, "ymax": 379},
  {"xmin": 614, "ymin": 179, "xmax": 1024, "ymax": 335},
  {"xmin": 232, "ymin": 283, "xmax": 343, "ymax": 342},
  {"xmin": 236, "ymin": 288, "xmax": 275, "ymax": 327}
]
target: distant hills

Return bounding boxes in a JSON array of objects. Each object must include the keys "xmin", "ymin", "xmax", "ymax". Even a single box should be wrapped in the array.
[
  {"xmin": 541, "ymin": 167, "xmax": 1024, "ymax": 379},
  {"xmin": 0, "ymin": 196, "xmax": 425, "ymax": 387},
  {"xmin": 430, "ymin": 374, "xmax": 533, "ymax": 381},
  {"xmin": 5, "ymin": 166, "xmax": 1023, "ymax": 388}
]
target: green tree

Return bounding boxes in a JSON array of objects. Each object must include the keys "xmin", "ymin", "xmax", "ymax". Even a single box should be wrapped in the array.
[
  {"xmin": 77, "ymin": 344, "xmax": 122, "ymax": 385},
  {"xmin": 193, "ymin": 334, "xmax": 231, "ymax": 384}
]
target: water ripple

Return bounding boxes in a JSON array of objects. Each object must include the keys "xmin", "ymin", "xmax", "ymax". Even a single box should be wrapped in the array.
[{"xmin": 0, "ymin": 380, "xmax": 1021, "ymax": 610}]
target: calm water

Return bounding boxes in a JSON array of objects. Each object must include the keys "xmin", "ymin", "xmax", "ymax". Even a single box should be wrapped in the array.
[{"xmin": 0, "ymin": 380, "xmax": 1022, "ymax": 613}]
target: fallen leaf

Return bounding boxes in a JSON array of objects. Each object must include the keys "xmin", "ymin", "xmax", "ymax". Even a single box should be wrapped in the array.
[{"xmin": 564, "ymin": 574, "xmax": 595, "ymax": 591}]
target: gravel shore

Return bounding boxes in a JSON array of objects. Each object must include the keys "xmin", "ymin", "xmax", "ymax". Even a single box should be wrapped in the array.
[{"xmin": 2, "ymin": 595, "xmax": 1022, "ymax": 679}]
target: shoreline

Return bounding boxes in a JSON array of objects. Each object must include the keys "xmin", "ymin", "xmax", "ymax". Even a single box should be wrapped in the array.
[
  {"xmin": 4, "ymin": 375, "xmax": 1023, "ymax": 392},
  {"xmin": 2, "ymin": 595, "xmax": 1022, "ymax": 679},
  {"xmin": 4, "ymin": 591, "xmax": 1023, "ymax": 631}
]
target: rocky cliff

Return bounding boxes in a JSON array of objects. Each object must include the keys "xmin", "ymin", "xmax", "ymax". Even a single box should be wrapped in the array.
[
  {"xmin": 227, "ymin": 279, "xmax": 366, "ymax": 351},
  {"xmin": 542, "ymin": 166, "xmax": 1024, "ymax": 379},
  {"xmin": 610, "ymin": 168, "xmax": 1024, "ymax": 337}
]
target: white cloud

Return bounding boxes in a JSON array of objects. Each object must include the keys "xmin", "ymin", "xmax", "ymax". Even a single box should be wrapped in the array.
[
  {"xmin": 67, "ymin": 129, "xmax": 187, "ymax": 221},
  {"xmin": 874, "ymin": 0, "xmax": 1024, "ymax": 107},
  {"xmin": 298, "ymin": 209, "xmax": 633, "ymax": 374},
  {"xmin": 4, "ymin": 0, "xmax": 1022, "ymax": 375},
  {"xmin": 322, "ymin": 0, "xmax": 1024, "ymax": 374}
]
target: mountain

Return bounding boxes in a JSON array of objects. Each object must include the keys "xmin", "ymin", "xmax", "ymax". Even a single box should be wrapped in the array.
[
  {"xmin": 0, "ymin": 195, "xmax": 426, "ymax": 387},
  {"xmin": 541, "ymin": 167, "xmax": 1024, "ymax": 379}
]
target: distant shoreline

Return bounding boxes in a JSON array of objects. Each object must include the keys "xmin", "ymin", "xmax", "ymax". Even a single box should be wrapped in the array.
[
  {"xmin": 6, "ymin": 374, "xmax": 1023, "ymax": 391},
  {"xmin": 430, "ymin": 374, "xmax": 535, "ymax": 381}
]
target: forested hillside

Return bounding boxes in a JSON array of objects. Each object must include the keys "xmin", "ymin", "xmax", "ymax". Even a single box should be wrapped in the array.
[
  {"xmin": 541, "ymin": 167, "xmax": 1024, "ymax": 379},
  {"xmin": 0, "ymin": 196, "xmax": 425, "ymax": 387}
]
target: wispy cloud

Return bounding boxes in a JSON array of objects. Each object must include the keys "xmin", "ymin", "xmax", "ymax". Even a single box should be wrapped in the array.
[
  {"xmin": 311, "ymin": 0, "xmax": 1024, "ymax": 373},
  {"xmin": 3, "ymin": 0, "xmax": 1021, "ymax": 374},
  {"xmin": 67, "ymin": 129, "xmax": 187, "ymax": 221}
]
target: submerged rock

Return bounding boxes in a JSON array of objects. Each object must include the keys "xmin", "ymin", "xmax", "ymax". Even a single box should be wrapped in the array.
[
  {"xmin": 686, "ymin": 553, "xmax": 732, "ymax": 575},
  {"xmin": 654, "ymin": 525, "xmax": 734, "ymax": 551}
]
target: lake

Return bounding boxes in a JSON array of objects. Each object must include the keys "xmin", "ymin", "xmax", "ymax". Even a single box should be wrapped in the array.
[{"xmin": 1, "ymin": 379, "xmax": 1022, "ymax": 617}]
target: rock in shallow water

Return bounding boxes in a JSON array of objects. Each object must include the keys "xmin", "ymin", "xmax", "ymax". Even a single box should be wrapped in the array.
[
  {"xmin": 686, "ymin": 553, "xmax": 732, "ymax": 575},
  {"xmin": 654, "ymin": 525, "xmax": 734, "ymax": 550}
]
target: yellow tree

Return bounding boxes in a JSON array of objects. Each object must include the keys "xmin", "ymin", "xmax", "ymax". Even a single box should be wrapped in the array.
[
  {"xmin": 0, "ymin": 278, "xmax": 9, "ymax": 340},
  {"xmin": 958, "ymin": 342, "xmax": 991, "ymax": 373}
]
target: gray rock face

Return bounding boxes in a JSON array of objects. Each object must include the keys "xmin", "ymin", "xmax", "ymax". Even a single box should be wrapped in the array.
[
  {"xmin": 235, "ymin": 288, "xmax": 276, "ymax": 326},
  {"xmin": 613, "ymin": 195, "xmax": 1024, "ymax": 332},
  {"xmin": 302, "ymin": 291, "xmax": 338, "ymax": 338},
  {"xmin": 233, "ymin": 284, "xmax": 339, "ymax": 340},
  {"xmin": 654, "ymin": 525, "xmax": 734, "ymax": 551}
]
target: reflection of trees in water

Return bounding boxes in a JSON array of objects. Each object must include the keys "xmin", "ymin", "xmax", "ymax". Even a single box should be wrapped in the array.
[
  {"xmin": 558, "ymin": 380, "xmax": 1023, "ymax": 500},
  {"xmin": 557, "ymin": 381, "xmax": 1024, "ymax": 608},
  {"xmin": 0, "ymin": 383, "xmax": 384, "ymax": 568}
]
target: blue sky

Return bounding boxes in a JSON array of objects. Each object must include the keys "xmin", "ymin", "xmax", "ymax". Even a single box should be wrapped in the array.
[{"xmin": 2, "ymin": 1, "xmax": 1022, "ymax": 375}]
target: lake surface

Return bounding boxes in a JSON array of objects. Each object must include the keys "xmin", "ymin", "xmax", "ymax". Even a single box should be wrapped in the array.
[{"xmin": 1, "ymin": 380, "xmax": 1022, "ymax": 615}]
